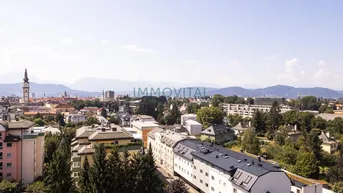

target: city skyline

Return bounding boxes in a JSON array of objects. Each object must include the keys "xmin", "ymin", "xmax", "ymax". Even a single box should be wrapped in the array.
[{"xmin": 0, "ymin": 1, "xmax": 342, "ymax": 89}]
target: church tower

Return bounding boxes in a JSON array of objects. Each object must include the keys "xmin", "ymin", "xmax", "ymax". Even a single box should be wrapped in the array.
[{"xmin": 22, "ymin": 69, "xmax": 30, "ymax": 103}]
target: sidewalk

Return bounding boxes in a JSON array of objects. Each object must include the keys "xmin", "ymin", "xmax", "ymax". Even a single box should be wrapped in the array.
[{"xmin": 156, "ymin": 166, "xmax": 199, "ymax": 193}]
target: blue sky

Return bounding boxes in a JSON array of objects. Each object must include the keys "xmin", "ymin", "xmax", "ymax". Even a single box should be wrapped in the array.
[{"xmin": 0, "ymin": 0, "xmax": 342, "ymax": 88}]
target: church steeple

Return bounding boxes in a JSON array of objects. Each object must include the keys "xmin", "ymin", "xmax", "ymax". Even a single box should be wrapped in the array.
[{"xmin": 23, "ymin": 69, "xmax": 29, "ymax": 83}]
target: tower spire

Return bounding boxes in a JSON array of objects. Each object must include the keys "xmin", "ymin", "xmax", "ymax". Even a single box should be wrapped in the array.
[{"xmin": 23, "ymin": 69, "xmax": 29, "ymax": 82}]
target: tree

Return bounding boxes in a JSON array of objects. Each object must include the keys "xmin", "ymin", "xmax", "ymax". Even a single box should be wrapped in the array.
[
  {"xmin": 327, "ymin": 148, "xmax": 343, "ymax": 183},
  {"xmin": 196, "ymin": 106, "xmax": 224, "ymax": 128},
  {"xmin": 299, "ymin": 96, "xmax": 320, "ymax": 110},
  {"xmin": 26, "ymin": 181, "xmax": 47, "ymax": 193},
  {"xmin": 44, "ymin": 133, "xmax": 61, "ymax": 163},
  {"xmin": 79, "ymin": 156, "xmax": 94, "ymax": 193},
  {"xmin": 293, "ymin": 150, "xmax": 319, "ymax": 178},
  {"xmin": 282, "ymin": 110, "xmax": 299, "ymax": 126},
  {"xmin": 34, "ymin": 118, "xmax": 46, "ymax": 126},
  {"xmin": 241, "ymin": 128, "xmax": 260, "ymax": 155},
  {"xmin": 133, "ymin": 144, "xmax": 163, "ymax": 193},
  {"xmin": 55, "ymin": 113, "xmax": 65, "ymax": 127},
  {"xmin": 164, "ymin": 179, "xmax": 189, "ymax": 193},
  {"xmin": 211, "ymin": 94, "xmax": 224, "ymax": 107},
  {"xmin": 90, "ymin": 144, "xmax": 109, "ymax": 193},
  {"xmin": 311, "ymin": 117, "xmax": 327, "ymax": 130},
  {"xmin": 328, "ymin": 117, "xmax": 343, "ymax": 134},
  {"xmin": 33, "ymin": 113, "xmax": 43, "ymax": 120},
  {"xmin": 44, "ymin": 149, "xmax": 75, "ymax": 193},
  {"xmin": 252, "ymin": 110, "xmax": 267, "ymax": 135},
  {"xmin": 85, "ymin": 117, "xmax": 100, "ymax": 126},
  {"xmin": 0, "ymin": 180, "xmax": 20, "ymax": 193},
  {"xmin": 266, "ymin": 101, "xmax": 282, "ymax": 139},
  {"xmin": 186, "ymin": 103, "xmax": 200, "ymax": 114},
  {"xmin": 227, "ymin": 114, "xmax": 243, "ymax": 127},
  {"xmin": 121, "ymin": 150, "xmax": 134, "ymax": 193},
  {"xmin": 333, "ymin": 182, "xmax": 343, "ymax": 193},
  {"xmin": 298, "ymin": 112, "xmax": 315, "ymax": 133},
  {"xmin": 101, "ymin": 108, "xmax": 107, "ymax": 118},
  {"xmin": 106, "ymin": 147, "xmax": 123, "ymax": 193},
  {"xmin": 274, "ymin": 126, "xmax": 288, "ymax": 146}
]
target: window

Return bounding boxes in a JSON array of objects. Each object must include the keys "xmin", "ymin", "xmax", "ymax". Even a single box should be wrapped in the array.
[
  {"xmin": 6, "ymin": 173, "xmax": 11, "ymax": 178},
  {"xmin": 205, "ymin": 183, "xmax": 208, "ymax": 187},
  {"xmin": 114, "ymin": 141, "xmax": 118, "ymax": 145},
  {"xmin": 205, "ymin": 172, "xmax": 208, "ymax": 177},
  {"xmin": 73, "ymin": 172, "xmax": 79, "ymax": 177},
  {"xmin": 296, "ymin": 190, "xmax": 300, "ymax": 193},
  {"xmin": 223, "ymin": 182, "xmax": 226, "ymax": 187},
  {"xmin": 200, "ymin": 169, "xmax": 203, "ymax": 173},
  {"xmin": 193, "ymin": 175, "xmax": 196, "ymax": 179},
  {"xmin": 0, "ymin": 133, "xmax": 2, "ymax": 139},
  {"xmin": 6, "ymin": 153, "xmax": 11, "ymax": 158},
  {"xmin": 0, "ymin": 163, "xmax": 2, "ymax": 169},
  {"xmin": 6, "ymin": 163, "xmax": 11, "ymax": 168},
  {"xmin": 219, "ymin": 180, "xmax": 221, "ymax": 185},
  {"xmin": 233, "ymin": 188, "xmax": 237, "ymax": 193},
  {"xmin": 0, "ymin": 153, "xmax": 2, "ymax": 159},
  {"xmin": 194, "ymin": 166, "xmax": 196, "ymax": 170},
  {"xmin": 6, "ymin": 143, "xmax": 12, "ymax": 148},
  {"xmin": 73, "ymin": 162, "xmax": 80, "ymax": 167},
  {"xmin": 211, "ymin": 187, "xmax": 214, "ymax": 191},
  {"xmin": 0, "ymin": 142, "xmax": 2, "ymax": 149},
  {"xmin": 200, "ymin": 180, "xmax": 203, "ymax": 184},
  {"xmin": 211, "ymin": 176, "xmax": 215, "ymax": 180}
]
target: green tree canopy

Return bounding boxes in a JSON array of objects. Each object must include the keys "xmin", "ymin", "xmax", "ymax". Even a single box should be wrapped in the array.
[
  {"xmin": 252, "ymin": 110, "xmax": 267, "ymax": 135},
  {"xmin": 241, "ymin": 128, "xmax": 260, "ymax": 155},
  {"xmin": 164, "ymin": 179, "xmax": 189, "ymax": 193},
  {"xmin": 197, "ymin": 106, "xmax": 224, "ymax": 128},
  {"xmin": 26, "ymin": 181, "xmax": 47, "ymax": 193},
  {"xmin": 293, "ymin": 150, "xmax": 319, "ymax": 178}
]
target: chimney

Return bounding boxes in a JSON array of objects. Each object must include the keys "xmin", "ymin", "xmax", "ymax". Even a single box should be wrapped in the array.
[
  {"xmin": 294, "ymin": 124, "xmax": 297, "ymax": 132},
  {"xmin": 248, "ymin": 121, "xmax": 251, "ymax": 128},
  {"xmin": 326, "ymin": 132, "xmax": 330, "ymax": 138},
  {"xmin": 258, "ymin": 156, "xmax": 261, "ymax": 162}
]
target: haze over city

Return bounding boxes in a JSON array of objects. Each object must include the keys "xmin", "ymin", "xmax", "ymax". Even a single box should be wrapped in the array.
[{"xmin": 0, "ymin": 1, "xmax": 342, "ymax": 89}]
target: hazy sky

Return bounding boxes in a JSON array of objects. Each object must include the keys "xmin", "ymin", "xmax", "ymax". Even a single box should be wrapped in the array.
[{"xmin": 0, "ymin": 1, "xmax": 342, "ymax": 88}]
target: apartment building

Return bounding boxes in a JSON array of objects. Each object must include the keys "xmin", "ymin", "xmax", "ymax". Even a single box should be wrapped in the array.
[
  {"xmin": 226, "ymin": 104, "xmax": 292, "ymax": 118},
  {"xmin": 173, "ymin": 139, "xmax": 291, "ymax": 193},
  {"xmin": 65, "ymin": 114, "xmax": 87, "ymax": 124},
  {"xmin": 200, "ymin": 124, "xmax": 235, "ymax": 144},
  {"xmin": 0, "ymin": 120, "xmax": 45, "ymax": 184},
  {"xmin": 147, "ymin": 128, "xmax": 187, "ymax": 176},
  {"xmin": 181, "ymin": 114, "xmax": 203, "ymax": 136},
  {"xmin": 131, "ymin": 120, "xmax": 159, "ymax": 148},
  {"xmin": 71, "ymin": 124, "xmax": 141, "ymax": 178}
]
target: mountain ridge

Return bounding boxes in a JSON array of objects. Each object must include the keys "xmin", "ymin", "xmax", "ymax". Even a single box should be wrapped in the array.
[{"xmin": 0, "ymin": 82, "xmax": 342, "ymax": 98}]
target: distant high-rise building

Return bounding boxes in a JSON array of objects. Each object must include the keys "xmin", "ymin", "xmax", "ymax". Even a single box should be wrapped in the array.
[
  {"xmin": 22, "ymin": 69, "xmax": 30, "ymax": 103},
  {"xmin": 105, "ymin": 90, "xmax": 115, "ymax": 99}
]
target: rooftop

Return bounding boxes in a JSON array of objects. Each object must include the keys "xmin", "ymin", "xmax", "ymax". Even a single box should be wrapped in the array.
[
  {"xmin": 201, "ymin": 124, "xmax": 233, "ymax": 136},
  {"xmin": 88, "ymin": 130, "xmax": 133, "ymax": 141},
  {"xmin": 131, "ymin": 121, "xmax": 159, "ymax": 128},
  {"xmin": 0, "ymin": 120, "xmax": 35, "ymax": 130},
  {"xmin": 316, "ymin": 113, "xmax": 343, "ymax": 121}
]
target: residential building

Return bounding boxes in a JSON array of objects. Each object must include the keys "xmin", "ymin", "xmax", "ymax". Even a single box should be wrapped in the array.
[
  {"xmin": 53, "ymin": 104, "xmax": 75, "ymax": 113},
  {"xmin": 319, "ymin": 132, "xmax": 339, "ymax": 154},
  {"xmin": 0, "ymin": 120, "xmax": 45, "ymax": 184},
  {"xmin": 254, "ymin": 97, "xmax": 286, "ymax": 106},
  {"xmin": 200, "ymin": 124, "xmax": 234, "ymax": 144},
  {"xmin": 226, "ymin": 104, "xmax": 292, "ymax": 118},
  {"xmin": 184, "ymin": 120, "xmax": 202, "ymax": 136},
  {"xmin": 173, "ymin": 139, "xmax": 291, "ymax": 193},
  {"xmin": 22, "ymin": 69, "xmax": 30, "ymax": 104},
  {"xmin": 71, "ymin": 124, "xmax": 141, "ymax": 178},
  {"xmin": 287, "ymin": 171, "xmax": 325, "ymax": 193},
  {"xmin": 131, "ymin": 121, "xmax": 159, "ymax": 148},
  {"xmin": 232, "ymin": 122, "xmax": 255, "ymax": 135},
  {"xmin": 120, "ymin": 113, "xmax": 131, "ymax": 127},
  {"xmin": 96, "ymin": 116, "xmax": 108, "ymax": 125},
  {"xmin": 285, "ymin": 125, "xmax": 302, "ymax": 142},
  {"xmin": 65, "ymin": 114, "xmax": 87, "ymax": 124},
  {"xmin": 105, "ymin": 91, "xmax": 115, "ymax": 99},
  {"xmin": 130, "ymin": 115, "xmax": 155, "ymax": 126},
  {"xmin": 0, "ymin": 102, "xmax": 9, "ymax": 121},
  {"xmin": 147, "ymin": 128, "xmax": 187, "ymax": 176},
  {"xmin": 181, "ymin": 114, "xmax": 197, "ymax": 125},
  {"xmin": 43, "ymin": 126, "xmax": 61, "ymax": 135}
]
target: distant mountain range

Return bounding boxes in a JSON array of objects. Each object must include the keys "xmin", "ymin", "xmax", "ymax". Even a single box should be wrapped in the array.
[{"xmin": 1, "ymin": 82, "xmax": 343, "ymax": 98}]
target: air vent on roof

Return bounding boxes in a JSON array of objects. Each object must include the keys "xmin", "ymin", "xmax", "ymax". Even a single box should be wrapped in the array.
[
  {"xmin": 244, "ymin": 159, "xmax": 247, "ymax": 162},
  {"xmin": 247, "ymin": 163, "xmax": 251, "ymax": 166},
  {"xmin": 273, "ymin": 165, "xmax": 281, "ymax": 169},
  {"xmin": 225, "ymin": 156, "xmax": 229, "ymax": 159},
  {"xmin": 216, "ymin": 155, "xmax": 219, "ymax": 158},
  {"xmin": 258, "ymin": 163, "xmax": 263, "ymax": 167},
  {"xmin": 224, "ymin": 153, "xmax": 228, "ymax": 156},
  {"xmin": 219, "ymin": 154, "xmax": 223, "ymax": 156},
  {"xmin": 237, "ymin": 160, "xmax": 242, "ymax": 163}
]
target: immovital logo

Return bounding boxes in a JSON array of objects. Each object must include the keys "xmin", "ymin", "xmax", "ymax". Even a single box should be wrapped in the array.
[{"xmin": 133, "ymin": 87, "xmax": 206, "ymax": 98}]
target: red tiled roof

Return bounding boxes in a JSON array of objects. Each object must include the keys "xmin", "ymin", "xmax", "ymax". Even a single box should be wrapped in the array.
[{"xmin": 55, "ymin": 104, "xmax": 74, "ymax": 109}]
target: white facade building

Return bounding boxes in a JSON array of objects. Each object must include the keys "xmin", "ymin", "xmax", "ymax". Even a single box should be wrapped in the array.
[
  {"xmin": 148, "ymin": 128, "xmax": 187, "ymax": 176},
  {"xmin": 173, "ymin": 139, "xmax": 292, "ymax": 193},
  {"xmin": 226, "ymin": 104, "xmax": 292, "ymax": 118},
  {"xmin": 65, "ymin": 114, "xmax": 87, "ymax": 124},
  {"xmin": 181, "ymin": 114, "xmax": 197, "ymax": 125},
  {"xmin": 184, "ymin": 120, "xmax": 202, "ymax": 136}
]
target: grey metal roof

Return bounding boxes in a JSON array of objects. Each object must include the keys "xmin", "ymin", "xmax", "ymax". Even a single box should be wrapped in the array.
[
  {"xmin": 201, "ymin": 124, "xmax": 233, "ymax": 136},
  {"xmin": 174, "ymin": 139, "xmax": 283, "ymax": 191}
]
